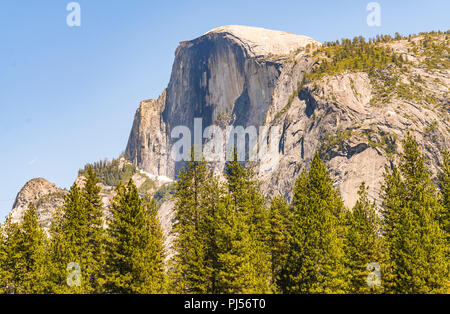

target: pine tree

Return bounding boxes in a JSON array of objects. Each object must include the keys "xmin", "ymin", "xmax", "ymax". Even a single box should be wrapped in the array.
[
  {"xmin": 105, "ymin": 179, "xmax": 165, "ymax": 294},
  {"xmin": 170, "ymin": 151, "xmax": 220, "ymax": 293},
  {"xmin": 268, "ymin": 195, "xmax": 291, "ymax": 291},
  {"xmin": 0, "ymin": 218, "xmax": 18, "ymax": 293},
  {"xmin": 345, "ymin": 183, "xmax": 384, "ymax": 293},
  {"xmin": 382, "ymin": 135, "xmax": 448, "ymax": 293},
  {"xmin": 0, "ymin": 228, "xmax": 7, "ymax": 293},
  {"xmin": 224, "ymin": 151, "xmax": 269, "ymax": 244},
  {"xmin": 280, "ymin": 153, "xmax": 347, "ymax": 294},
  {"xmin": 45, "ymin": 168, "xmax": 109, "ymax": 293},
  {"xmin": 215, "ymin": 194, "xmax": 261, "ymax": 293},
  {"xmin": 438, "ymin": 150, "xmax": 450, "ymax": 292},
  {"xmin": 0, "ymin": 204, "xmax": 46, "ymax": 294},
  {"xmin": 43, "ymin": 207, "xmax": 64, "ymax": 293},
  {"xmin": 220, "ymin": 151, "xmax": 272, "ymax": 293},
  {"xmin": 47, "ymin": 183, "xmax": 90, "ymax": 294},
  {"xmin": 0, "ymin": 226, "xmax": 6, "ymax": 292},
  {"xmin": 0, "ymin": 219, "xmax": 20, "ymax": 293},
  {"xmin": 171, "ymin": 147, "xmax": 272, "ymax": 294},
  {"xmin": 438, "ymin": 151, "xmax": 449, "ymax": 247},
  {"xmin": 82, "ymin": 166, "xmax": 107, "ymax": 292}
]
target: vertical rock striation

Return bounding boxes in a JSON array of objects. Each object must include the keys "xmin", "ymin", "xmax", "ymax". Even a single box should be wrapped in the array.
[
  {"xmin": 125, "ymin": 91, "xmax": 171, "ymax": 178},
  {"xmin": 126, "ymin": 25, "xmax": 319, "ymax": 177},
  {"xmin": 125, "ymin": 26, "xmax": 449, "ymax": 209}
]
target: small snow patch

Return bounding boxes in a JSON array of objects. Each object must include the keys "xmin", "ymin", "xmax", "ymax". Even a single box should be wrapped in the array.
[{"xmin": 137, "ymin": 169, "xmax": 174, "ymax": 184}]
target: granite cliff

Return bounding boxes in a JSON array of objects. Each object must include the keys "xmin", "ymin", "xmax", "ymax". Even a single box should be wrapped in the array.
[
  {"xmin": 125, "ymin": 25, "xmax": 449, "ymax": 209},
  {"xmin": 5, "ymin": 26, "xmax": 449, "ymax": 252},
  {"xmin": 125, "ymin": 25, "xmax": 319, "ymax": 176}
]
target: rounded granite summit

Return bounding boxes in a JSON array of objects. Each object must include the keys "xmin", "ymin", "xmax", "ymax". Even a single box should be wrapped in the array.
[{"xmin": 204, "ymin": 25, "xmax": 320, "ymax": 57}]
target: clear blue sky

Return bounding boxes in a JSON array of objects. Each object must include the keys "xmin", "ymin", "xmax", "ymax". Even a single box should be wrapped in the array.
[{"xmin": 0, "ymin": 0, "xmax": 448, "ymax": 220}]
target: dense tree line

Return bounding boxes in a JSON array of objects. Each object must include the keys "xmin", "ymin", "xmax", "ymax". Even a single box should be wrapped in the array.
[
  {"xmin": 0, "ymin": 166, "xmax": 165, "ymax": 294},
  {"xmin": 0, "ymin": 136, "xmax": 449, "ymax": 294},
  {"xmin": 79, "ymin": 158, "xmax": 137, "ymax": 187},
  {"xmin": 306, "ymin": 35, "xmax": 407, "ymax": 82}
]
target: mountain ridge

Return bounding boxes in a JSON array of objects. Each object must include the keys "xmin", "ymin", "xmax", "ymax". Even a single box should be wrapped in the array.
[{"xmin": 4, "ymin": 27, "xmax": 449, "ymax": 246}]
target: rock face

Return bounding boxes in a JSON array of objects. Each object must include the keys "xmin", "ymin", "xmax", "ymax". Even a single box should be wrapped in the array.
[
  {"xmin": 8, "ymin": 178, "xmax": 67, "ymax": 231},
  {"xmin": 126, "ymin": 25, "xmax": 319, "ymax": 176},
  {"xmin": 157, "ymin": 199, "xmax": 176, "ymax": 262},
  {"xmin": 126, "ymin": 26, "xmax": 449, "ymax": 210},
  {"xmin": 126, "ymin": 91, "xmax": 172, "ymax": 178},
  {"xmin": 265, "ymin": 71, "xmax": 449, "ymax": 208},
  {"xmin": 5, "ymin": 26, "xmax": 449, "ymax": 255}
]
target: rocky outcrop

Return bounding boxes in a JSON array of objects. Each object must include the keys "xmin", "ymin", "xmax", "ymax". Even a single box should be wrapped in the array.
[
  {"xmin": 157, "ymin": 199, "xmax": 176, "ymax": 262},
  {"xmin": 125, "ymin": 91, "xmax": 172, "ymax": 178},
  {"xmin": 7, "ymin": 158, "xmax": 172, "ymax": 232},
  {"xmin": 8, "ymin": 178, "xmax": 67, "ymax": 231},
  {"xmin": 264, "ymin": 58, "xmax": 449, "ymax": 208}
]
